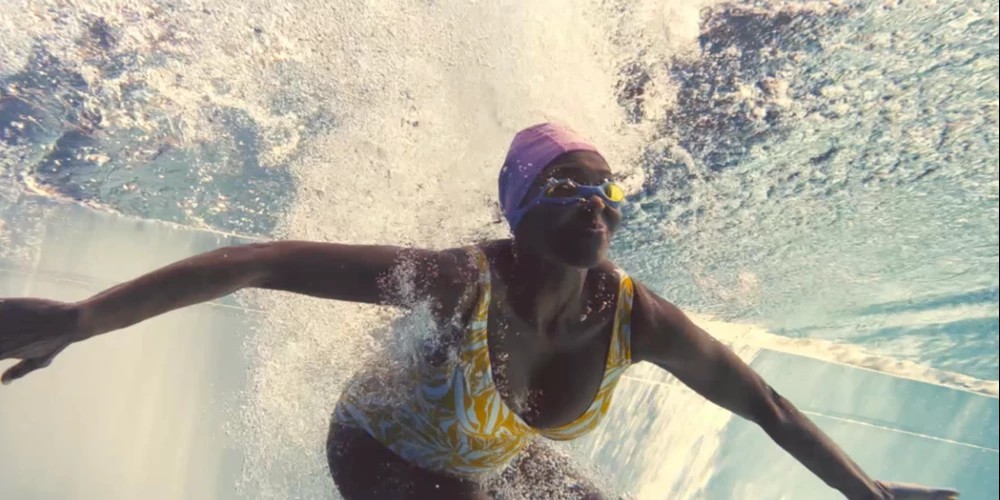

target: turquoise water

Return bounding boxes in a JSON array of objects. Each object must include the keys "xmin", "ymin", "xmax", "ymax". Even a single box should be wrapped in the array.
[{"xmin": 1, "ymin": 0, "xmax": 997, "ymax": 498}]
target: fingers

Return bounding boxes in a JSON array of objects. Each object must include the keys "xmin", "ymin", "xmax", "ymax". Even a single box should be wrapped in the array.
[
  {"xmin": 1, "ymin": 346, "xmax": 63, "ymax": 385},
  {"xmin": 1, "ymin": 358, "xmax": 47, "ymax": 385},
  {"xmin": 878, "ymin": 481, "xmax": 961, "ymax": 500},
  {"xmin": 933, "ymin": 487, "xmax": 960, "ymax": 499}
]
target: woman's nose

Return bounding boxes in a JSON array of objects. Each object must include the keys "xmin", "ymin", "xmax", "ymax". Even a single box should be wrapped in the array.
[{"xmin": 583, "ymin": 194, "xmax": 606, "ymax": 211}]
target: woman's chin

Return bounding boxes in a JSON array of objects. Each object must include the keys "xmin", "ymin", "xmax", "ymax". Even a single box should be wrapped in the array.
[{"xmin": 553, "ymin": 239, "xmax": 608, "ymax": 268}]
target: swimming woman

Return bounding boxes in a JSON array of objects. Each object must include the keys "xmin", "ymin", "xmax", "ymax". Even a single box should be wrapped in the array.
[{"xmin": 1, "ymin": 123, "xmax": 958, "ymax": 499}]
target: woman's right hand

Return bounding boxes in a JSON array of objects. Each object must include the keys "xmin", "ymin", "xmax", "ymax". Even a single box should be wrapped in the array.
[{"xmin": 0, "ymin": 298, "xmax": 82, "ymax": 385}]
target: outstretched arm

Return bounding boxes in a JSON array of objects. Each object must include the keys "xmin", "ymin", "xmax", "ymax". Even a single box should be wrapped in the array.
[
  {"xmin": 628, "ymin": 283, "xmax": 957, "ymax": 500},
  {"xmin": 76, "ymin": 241, "xmax": 470, "ymax": 337},
  {"xmin": 1, "ymin": 241, "xmax": 475, "ymax": 383}
]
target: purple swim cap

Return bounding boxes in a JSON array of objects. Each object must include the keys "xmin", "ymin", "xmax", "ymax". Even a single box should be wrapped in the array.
[{"xmin": 498, "ymin": 123, "xmax": 601, "ymax": 229}]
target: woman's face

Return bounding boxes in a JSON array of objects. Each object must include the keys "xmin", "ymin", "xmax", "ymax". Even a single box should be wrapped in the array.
[{"xmin": 513, "ymin": 151, "xmax": 622, "ymax": 268}]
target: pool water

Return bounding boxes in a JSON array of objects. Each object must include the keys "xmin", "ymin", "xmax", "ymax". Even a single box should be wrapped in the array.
[{"xmin": 1, "ymin": 0, "xmax": 997, "ymax": 498}]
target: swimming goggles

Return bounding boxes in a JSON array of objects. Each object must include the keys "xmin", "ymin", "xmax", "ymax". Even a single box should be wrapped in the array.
[
  {"xmin": 524, "ymin": 178, "xmax": 625, "ymax": 208},
  {"xmin": 506, "ymin": 178, "xmax": 626, "ymax": 229}
]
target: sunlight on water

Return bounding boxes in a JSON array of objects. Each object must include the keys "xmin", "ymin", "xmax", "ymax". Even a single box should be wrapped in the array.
[{"xmin": 1, "ymin": 0, "xmax": 996, "ymax": 498}]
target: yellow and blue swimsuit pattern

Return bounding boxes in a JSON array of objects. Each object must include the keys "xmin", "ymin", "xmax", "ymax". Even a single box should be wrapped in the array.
[{"xmin": 335, "ymin": 247, "xmax": 635, "ymax": 478}]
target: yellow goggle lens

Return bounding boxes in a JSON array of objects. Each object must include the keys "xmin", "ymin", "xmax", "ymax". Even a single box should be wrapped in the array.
[{"xmin": 604, "ymin": 182, "xmax": 625, "ymax": 203}]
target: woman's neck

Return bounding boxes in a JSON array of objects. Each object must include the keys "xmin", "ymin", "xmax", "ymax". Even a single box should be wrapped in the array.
[{"xmin": 502, "ymin": 240, "xmax": 591, "ymax": 338}]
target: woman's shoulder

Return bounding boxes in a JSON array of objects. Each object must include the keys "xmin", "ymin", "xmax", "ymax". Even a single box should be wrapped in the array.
[
  {"xmin": 470, "ymin": 239, "xmax": 513, "ymax": 258},
  {"xmin": 593, "ymin": 258, "xmax": 629, "ymax": 282}
]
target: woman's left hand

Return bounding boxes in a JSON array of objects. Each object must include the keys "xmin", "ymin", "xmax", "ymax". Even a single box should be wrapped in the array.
[{"xmin": 877, "ymin": 480, "xmax": 959, "ymax": 499}]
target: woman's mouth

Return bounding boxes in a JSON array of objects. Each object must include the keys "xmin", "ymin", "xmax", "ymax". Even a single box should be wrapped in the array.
[{"xmin": 580, "ymin": 221, "xmax": 607, "ymax": 235}]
